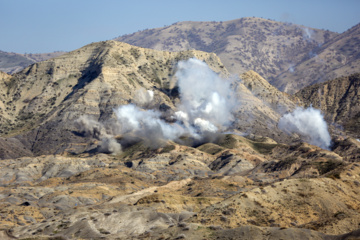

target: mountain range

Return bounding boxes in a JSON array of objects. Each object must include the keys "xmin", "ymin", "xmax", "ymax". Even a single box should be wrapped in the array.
[
  {"xmin": 0, "ymin": 51, "xmax": 66, "ymax": 74},
  {"xmin": 115, "ymin": 17, "xmax": 360, "ymax": 93},
  {"xmin": 0, "ymin": 18, "xmax": 359, "ymax": 240},
  {"xmin": 3, "ymin": 17, "xmax": 360, "ymax": 94}
]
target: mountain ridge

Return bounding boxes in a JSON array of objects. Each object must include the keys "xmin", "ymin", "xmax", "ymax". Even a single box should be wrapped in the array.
[
  {"xmin": 115, "ymin": 17, "xmax": 339, "ymax": 92},
  {"xmin": 273, "ymin": 23, "xmax": 360, "ymax": 93}
]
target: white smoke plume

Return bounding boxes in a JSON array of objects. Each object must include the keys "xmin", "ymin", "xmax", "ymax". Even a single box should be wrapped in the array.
[
  {"xmin": 74, "ymin": 116, "xmax": 122, "ymax": 154},
  {"xmin": 288, "ymin": 63, "xmax": 295, "ymax": 73},
  {"xmin": 113, "ymin": 58, "xmax": 236, "ymax": 146},
  {"xmin": 113, "ymin": 104, "xmax": 185, "ymax": 148},
  {"xmin": 302, "ymin": 27, "xmax": 314, "ymax": 41},
  {"xmin": 99, "ymin": 137, "xmax": 122, "ymax": 154},
  {"xmin": 278, "ymin": 106, "xmax": 331, "ymax": 150},
  {"xmin": 74, "ymin": 115, "xmax": 104, "ymax": 139},
  {"xmin": 175, "ymin": 58, "xmax": 235, "ymax": 132},
  {"xmin": 133, "ymin": 88, "xmax": 154, "ymax": 107},
  {"xmin": 75, "ymin": 58, "xmax": 237, "ymax": 152}
]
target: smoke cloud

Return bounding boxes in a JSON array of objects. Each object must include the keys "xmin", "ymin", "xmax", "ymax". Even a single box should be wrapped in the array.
[
  {"xmin": 114, "ymin": 58, "xmax": 236, "ymax": 145},
  {"xmin": 133, "ymin": 88, "xmax": 154, "ymax": 107},
  {"xmin": 74, "ymin": 115, "xmax": 104, "ymax": 139},
  {"xmin": 278, "ymin": 106, "xmax": 331, "ymax": 150},
  {"xmin": 113, "ymin": 104, "xmax": 185, "ymax": 148},
  {"xmin": 74, "ymin": 116, "xmax": 122, "ymax": 154},
  {"xmin": 75, "ymin": 58, "xmax": 237, "ymax": 152},
  {"xmin": 175, "ymin": 58, "xmax": 235, "ymax": 131}
]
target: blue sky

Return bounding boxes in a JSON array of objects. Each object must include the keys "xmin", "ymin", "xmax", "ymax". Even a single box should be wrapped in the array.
[{"xmin": 1, "ymin": 0, "xmax": 359, "ymax": 53}]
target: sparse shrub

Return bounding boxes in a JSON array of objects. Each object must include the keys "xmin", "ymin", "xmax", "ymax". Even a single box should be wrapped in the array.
[
  {"xmin": 175, "ymin": 234, "xmax": 186, "ymax": 239},
  {"xmin": 327, "ymin": 171, "xmax": 341, "ymax": 179},
  {"xmin": 209, "ymin": 225, "xmax": 223, "ymax": 230},
  {"xmin": 220, "ymin": 215, "xmax": 228, "ymax": 222},
  {"xmin": 314, "ymin": 160, "xmax": 343, "ymax": 175},
  {"xmin": 98, "ymin": 228, "xmax": 111, "ymax": 234},
  {"xmin": 273, "ymin": 157, "xmax": 297, "ymax": 170},
  {"xmin": 160, "ymin": 144, "xmax": 175, "ymax": 153},
  {"xmin": 298, "ymin": 192, "xmax": 314, "ymax": 198},
  {"xmin": 129, "ymin": 48, "xmax": 141, "ymax": 59}
]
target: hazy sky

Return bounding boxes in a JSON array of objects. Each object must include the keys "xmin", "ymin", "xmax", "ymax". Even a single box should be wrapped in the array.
[{"xmin": 1, "ymin": 0, "xmax": 359, "ymax": 53}]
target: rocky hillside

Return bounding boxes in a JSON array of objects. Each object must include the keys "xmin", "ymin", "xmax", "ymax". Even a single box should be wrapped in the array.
[
  {"xmin": 0, "ymin": 41, "xmax": 359, "ymax": 239},
  {"xmin": 0, "ymin": 40, "xmax": 300, "ymax": 159},
  {"xmin": 294, "ymin": 73, "xmax": 360, "ymax": 137},
  {"xmin": 0, "ymin": 41, "xmax": 226, "ymax": 157},
  {"xmin": 273, "ymin": 23, "xmax": 360, "ymax": 93},
  {"xmin": 0, "ymin": 71, "xmax": 12, "ymax": 128},
  {"xmin": 0, "ymin": 51, "xmax": 65, "ymax": 74},
  {"xmin": 115, "ymin": 17, "xmax": 337, "ymax": 88}
]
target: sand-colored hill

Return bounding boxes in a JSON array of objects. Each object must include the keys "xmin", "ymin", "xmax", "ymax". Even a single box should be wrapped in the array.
[
  {"xmin": 116, "ymin": 17, "xmax": 337, "ymax": 88},
  {"xmin": 274, "ymin": 23, "xmax": 360, "ymax": 93},
  {"xmin": 0, "ymin": 40, "xmax": 299, "ymax": 159},
  {"xmin": 0, "ymin": 41, "xmax": 229, "ymax": 156}
]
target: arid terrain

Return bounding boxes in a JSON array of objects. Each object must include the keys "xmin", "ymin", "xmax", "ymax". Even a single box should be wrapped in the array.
[
  {"xmin": 115, "ymin": 17, "xmax": 360, "ymax": 93},
  {"xmin": 0, "ymin": 38, "xmax": 359, "ymax": 240}
]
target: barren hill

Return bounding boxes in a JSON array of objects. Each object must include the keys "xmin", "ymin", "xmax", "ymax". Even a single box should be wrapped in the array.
[
  {"xmin": 273, "ymin": 23, "xmax": 360, "ymax": 93},
  {"xmin": 0, "ymin": 40, "xmax": 299, "ymax": 159},
  {"xmin": 115, "ymin": 17, "xmax": 337, "ymax": 90},
  {"xmin": 0, "ymin": 41, "xmax": 227, "ymax": 157}
]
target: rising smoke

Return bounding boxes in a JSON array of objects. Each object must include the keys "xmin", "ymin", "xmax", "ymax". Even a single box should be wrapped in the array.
[
  {"xmin": 133, "ymin": 88, "xmax": 154, "ymax": 108},
  {"xmin": 175, "ymin": 58, "xmax": 236, "ymax": 133},
  {"xmin": 113, "ymin": 104, "xmax": 185, "ymax": 148},
  {"xmin": 74, "ymin": 116, "xmax": 122, "ymax": 154},
  {"xmin": 302, "ymin": 27, "xmax": 314, "ymax": 42},
  {"xmin": 75, "ymin": 58, "xmax": 335, "ymax": 153},
  {"xmin": 278, "ymin": 106, "xmax": 331, "ymax": 150},
  {"xmin": 75, "ymin": 58, "xmax": 237, "ymax": 153}
]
